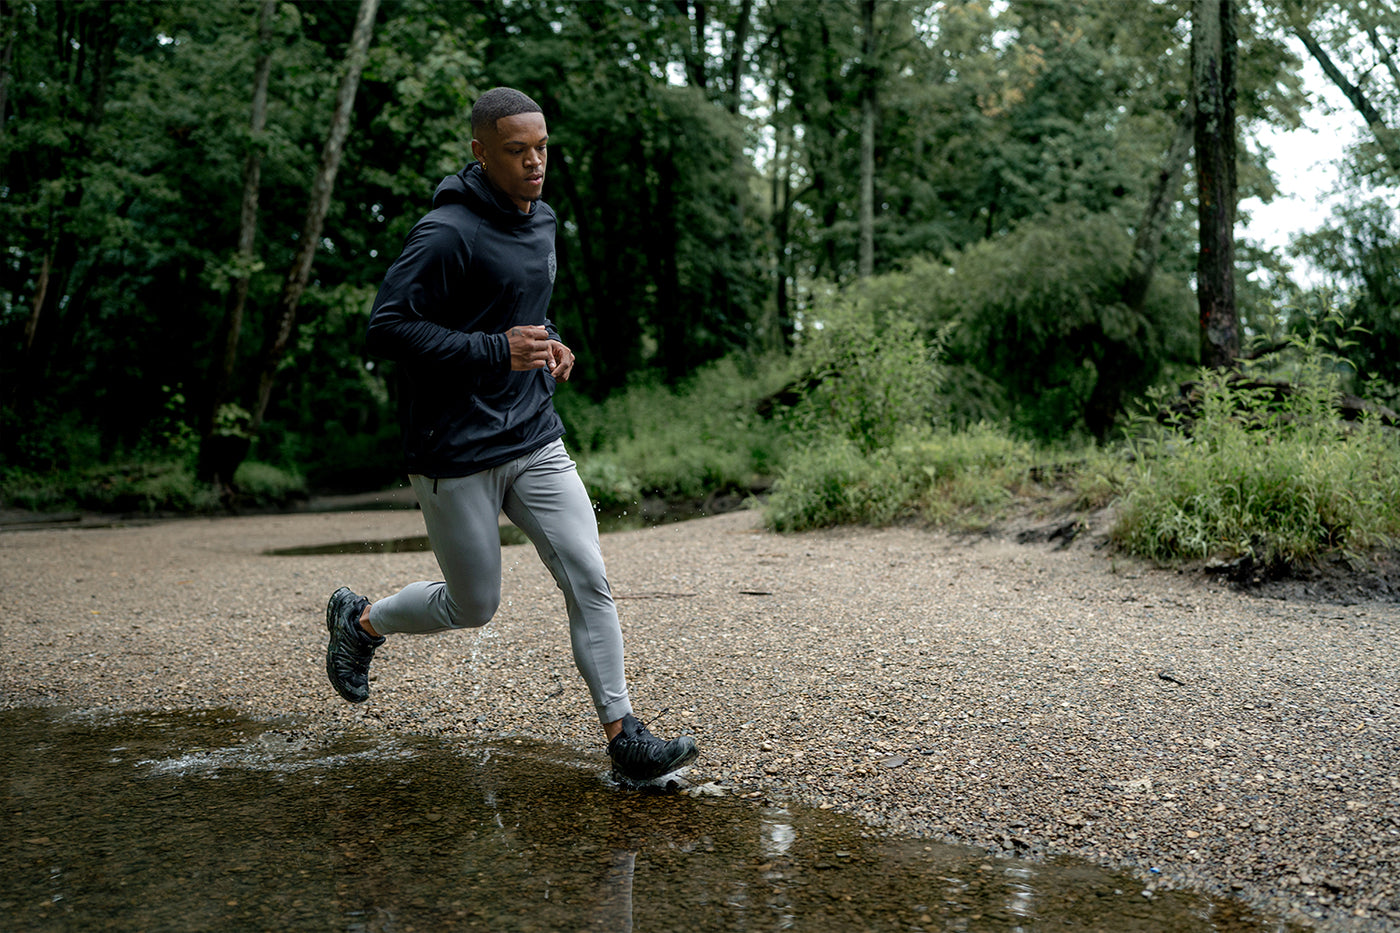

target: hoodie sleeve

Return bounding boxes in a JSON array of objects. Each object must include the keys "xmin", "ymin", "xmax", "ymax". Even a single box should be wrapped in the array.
[{"xmin": 364, "ymin": 214, "xmax": 511, "ymax": 371}]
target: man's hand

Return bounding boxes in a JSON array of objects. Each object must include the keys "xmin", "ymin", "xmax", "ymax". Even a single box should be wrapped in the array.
[
  {"xmin": 508, "ymin": 325, "xmax": 575, "ymax": 381},
  {"xmin": 546, "ymin": 338, "xmax": 575, "ymax": 381},
  {"xmin": 508, "ymin": 325, "xmax": 553, "ymax": 372}
]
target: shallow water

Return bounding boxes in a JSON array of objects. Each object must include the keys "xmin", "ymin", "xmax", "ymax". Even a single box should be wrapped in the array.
[
  {"xmin": 1, "ymin": 708, "xmax": 1294, "ymax": 932},
  {"xmin": 264, "ymin": 503, "xmax": 718, "ymax": 555}
]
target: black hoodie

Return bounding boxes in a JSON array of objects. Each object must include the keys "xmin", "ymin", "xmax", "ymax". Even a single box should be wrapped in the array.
[{"xmin": 366, "ymin": 162, "xmax": 564, "ymax": 477}]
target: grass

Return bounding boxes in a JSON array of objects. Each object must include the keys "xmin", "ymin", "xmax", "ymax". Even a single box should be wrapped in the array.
[
  {"xmin": 763, "ymin": 423, "xmax": 1084, "ymax": 534},
  {"xmin": 1110, "ymin": 363, "xmax": 1400, "ymax": 568},
  {"xmin": 0, "ymin": 459, "xmax": 305, "ymax": 514},
  {"xmin": 763, "ymin": 328, "xmax": 1398, "ymax": 573}
]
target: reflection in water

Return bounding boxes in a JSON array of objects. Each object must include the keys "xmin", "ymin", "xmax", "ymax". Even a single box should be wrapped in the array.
[{"xmin": 0, "ymin": 708, "xmax": 1297, "ymax": 932}]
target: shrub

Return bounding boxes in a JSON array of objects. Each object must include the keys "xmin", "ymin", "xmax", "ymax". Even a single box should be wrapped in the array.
[
  {"xmin": 786, "ymin": 282, "xmax": 944, "ymax": 452},
  {"xmin": 233, "ymin": 461, "xmax": 308, "ymax": 508},
  {"xmin": 557, "ymin": 354, "xmax": 790, "ymax": 501},
  {"xmin": 1112, "ymin": 331, "xmax": 1400, "ymax": 567},
  {"xmin": 76, "ymin": 461, "xmax": 221, "ymax": 514},
  {"xmin": 764, "ymin": 423, "xmax": 1043, "ymax": 533},
  {"xmin": 575, "ymin": 456, "xmax": 642, "ymax": 511}
]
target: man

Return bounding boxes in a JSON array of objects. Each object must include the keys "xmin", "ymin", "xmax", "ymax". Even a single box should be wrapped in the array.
[{"xmin": 323, "ymin": 87, "xmax": 698, "ymax": 783}]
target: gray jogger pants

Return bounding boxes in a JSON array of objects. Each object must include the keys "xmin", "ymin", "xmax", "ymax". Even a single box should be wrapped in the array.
[{"xmin": 367, "ymin": 439, "xmax": 633, "ymax": 724}]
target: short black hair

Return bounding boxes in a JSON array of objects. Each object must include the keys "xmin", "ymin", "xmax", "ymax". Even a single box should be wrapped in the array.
[{"xmin": 470, "ymin": 87, "xmax": 543, "ymax": 140}]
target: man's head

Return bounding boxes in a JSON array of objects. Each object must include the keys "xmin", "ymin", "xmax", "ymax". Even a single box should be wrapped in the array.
[{"xmin": 470, "ymin": 87, "xmax": 548, "ymax": 213}]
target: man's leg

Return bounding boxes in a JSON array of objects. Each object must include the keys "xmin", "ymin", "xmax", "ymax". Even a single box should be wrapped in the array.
[
  {"xmin": 324, "ymin": 469, "xmax": 509, "ymax": 704},
  {"xmin": 505, "ymin": 440, "xmax": 698, "ymax": 779},
  {"xmin": 369, "ymin": 471, "xmax": 509, "ymax": 635},
  {"xmin": 503, "ymin": 440, "xmax": 632, "ymax": 726}
]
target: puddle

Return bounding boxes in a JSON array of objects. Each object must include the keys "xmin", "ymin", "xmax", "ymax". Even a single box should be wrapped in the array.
[
  {"xmin": 0, "ymin": 708, "xmax": 1294, "ymax": 932},
  {"xmin": 265, "ymin": 502, "xmax": 719, "ymax": 555},
  {"xmin": 267, "ymin": 534, "xmax": 437, "ymax": 555}
]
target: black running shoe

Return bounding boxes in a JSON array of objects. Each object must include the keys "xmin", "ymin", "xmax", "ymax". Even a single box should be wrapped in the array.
[
  {"xmin": 325, "ymin": 586, "xmax": 382, "ymax": 703},
  {"xmin": 607, "ymin": 713, "xmax": 699, "ymax": 781}
]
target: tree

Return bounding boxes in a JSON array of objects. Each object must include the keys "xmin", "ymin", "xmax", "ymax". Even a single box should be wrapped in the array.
[
  {"xmin": 1283, "ymin": 0, "xmax": 1400, "ymax": 182},
  {"xmin": 200, "ymin": 0, "xmax": 276, "ymax": 489},
  {"xmin": 472, "ymin": 0, "xmax": 765, "ymax": 391},
  {"xmin": 857, "ymin": 0, "xmax": 878, "ymax": 278},
  {"xmin": 249, "ymin": 0, "xmax": 379, "ymax": 433},
  {"xmin": 1193, "ymin": 0, "xmax": 1240, "ymax": 370}
]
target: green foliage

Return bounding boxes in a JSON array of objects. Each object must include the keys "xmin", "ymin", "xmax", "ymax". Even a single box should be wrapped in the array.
[
  {"xmin": 1292, "ymin": 199, "xmax": 1400, "ymax": 409},
  {"xmin": 0, "ymin": 0, "xmax": 1345, "ymax": 519},
  {"xmin": 763, "ymin": 423, "xmax": 1042, "ymax": 533},
  {"xmin": 937, "ymin": 211, "xmax": 1196, "ymax": 440},
  {"xmin": 556, "ymin": 354, "xmax": 791, "ymax": 503},
  {"xmin": 573, "ymin": 457, "xmax": 643, "ymax": 512},
  {"xmin": 762, "ymin": 435, "xmax": 917, "ymax": 531},
  {"xmin": 0, "ymin": 460, "xmax": 219, "ymax": 514},
  {"xmin": 1112, "ymin": 329, "xmax": 1400, "ymax": 566},
  {"xmin": 231, "ymin": 461, "xmax": 307, "ymax": 508},
  {"xmin": 787, "ymin": 279, "xmax": 945, "ymax": 452}
]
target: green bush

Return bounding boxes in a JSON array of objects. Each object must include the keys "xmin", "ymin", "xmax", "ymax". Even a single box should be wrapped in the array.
[
  {"xmin": 786, "ymin": 281, "xmax": 944, "ymax": 452},
  {"xmin": 933, "ymin": 211, "xmax": 1196, "ymax": 441},
  {"xmin": 764, "ymin": 423, "xmax": 1044, "ymax": 532},
  {"xmin": 574, "ymin": 456, "xmax": 642, "ymax": 511},
  {"xmin": 233, "ymin": 461, "xmax": 308, "ymax": 508},
  {"xmin": 1112, "ymin": 333, "xmax": 1400, "ymax": 567},
  {"xmin": 0, "ymin": 467, "xmax": 75, "ymax": 512},
  {"xmin": 763, "ymin": 436, "xmax": 917, "ymax": 531},
  {"xmin": 75, "ymin": 461, "xmax": 220, "ymax": 514},
  {"xmin": 557, "ymin": 354, "xmax": 790, "ymax": 501}
]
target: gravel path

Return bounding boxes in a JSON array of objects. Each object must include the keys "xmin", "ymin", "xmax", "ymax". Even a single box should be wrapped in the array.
[{"xmin": 1, "ymin": 507, "xmax": 1396, "ymax": 931}]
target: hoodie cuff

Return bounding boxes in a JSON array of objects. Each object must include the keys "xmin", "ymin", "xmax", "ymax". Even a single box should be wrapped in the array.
[{"xmin": 492, "ymin": 332, "xmax": 511, "ymax": 370}]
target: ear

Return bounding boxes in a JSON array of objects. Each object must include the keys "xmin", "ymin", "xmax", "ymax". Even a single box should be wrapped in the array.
[{"xmin": 470, "ymin": 137, "xmax": 485, "ymax": 163}]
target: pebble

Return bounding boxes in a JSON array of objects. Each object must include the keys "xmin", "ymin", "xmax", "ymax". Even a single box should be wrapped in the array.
[{"xmin": 0, "ymin": 509, "xmax": 1396, "ymax": 931}]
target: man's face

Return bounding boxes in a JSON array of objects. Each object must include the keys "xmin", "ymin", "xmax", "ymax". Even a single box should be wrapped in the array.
[{"xmin": 471, "ymin": 111, "xmax": 548, "ymax": 213}]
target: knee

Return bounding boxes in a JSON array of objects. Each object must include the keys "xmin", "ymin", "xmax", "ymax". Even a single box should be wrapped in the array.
[{"xmin": 444, "ymin": 592, "xmax": 499, "ymax": 629}]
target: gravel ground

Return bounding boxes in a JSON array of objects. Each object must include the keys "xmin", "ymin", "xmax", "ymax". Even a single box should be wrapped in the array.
[{"xmin": 1, "ymin": 506, "xmax": 1396, "ymax": 931}]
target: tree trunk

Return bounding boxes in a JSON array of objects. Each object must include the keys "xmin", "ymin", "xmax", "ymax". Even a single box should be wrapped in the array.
[
  {"xmin": 1192, "ymin": 0, "xmax": 1238, "ymax": 370},
  {"xmin": 724, "ymin": 0, "xmax": 753, "ymax": 114},
  {"xmin": 249, "ymin": 0, "xmax": 379, "ymax": 436},
  {"xmin": 0, "ymin": 0, "xmax": 14, "ymax": 153},
  {"xmin": 200, "ymin": 0, "xmax": 275, "ymax": 488},
  {"xmin": 675, "ymin": 0, "xmax": 707, "ymax": 90},
  {"xmin": 770, "ymin": 76, "xmax": 796, "ymax": 350},
  {"xmin": 857, "ymin": 0, "xmax": 877, "ymax": 279},
  {"xmin": 651, "ymin": 145, "xmax": 686, "ymax": 381}
]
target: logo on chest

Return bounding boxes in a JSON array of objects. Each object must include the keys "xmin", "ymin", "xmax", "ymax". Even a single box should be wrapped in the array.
[{"xmin": 547, "ymin": 249, "xmax": 557, "ymax": 284}]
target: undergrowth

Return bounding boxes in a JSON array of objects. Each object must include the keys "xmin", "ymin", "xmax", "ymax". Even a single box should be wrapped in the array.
[{"xmin": 1111, "ymin": 331, "xmax": 1400, "ymax": 567}]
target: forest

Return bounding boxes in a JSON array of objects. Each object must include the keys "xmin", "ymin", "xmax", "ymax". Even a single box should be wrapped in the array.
[{"xmin": 3, "ymin": 0, "xmax": 1398, "ymax": 565}]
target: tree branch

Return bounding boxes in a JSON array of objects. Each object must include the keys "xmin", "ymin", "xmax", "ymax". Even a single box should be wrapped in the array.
[
  {"xmin": 1293, "ymin": 20, "xmax": 1400, "ymax": 168},
  {"xmin": 1366, "ymin": 26, "xmax": 1400, "ymax": 91}
]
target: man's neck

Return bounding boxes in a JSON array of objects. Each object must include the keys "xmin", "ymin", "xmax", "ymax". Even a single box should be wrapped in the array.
[{"xmin": 479, "ymin": 163, "xmax": 534, "ymax": 214}]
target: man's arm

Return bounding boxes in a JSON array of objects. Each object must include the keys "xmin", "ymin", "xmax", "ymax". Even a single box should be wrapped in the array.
[{"xmin": 365, "ymin": 219, "xmax": 509, "ymax": 370}]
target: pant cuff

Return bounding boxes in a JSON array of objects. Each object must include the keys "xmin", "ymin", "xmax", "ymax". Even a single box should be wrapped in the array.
[{"xmin": 599, "ymin": 697, "xmax": 633, "ymax": 726}]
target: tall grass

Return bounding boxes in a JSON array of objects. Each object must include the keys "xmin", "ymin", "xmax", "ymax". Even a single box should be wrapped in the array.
[
  {"xmin": 763, "ymin": 423, "xmax": 1048, "ymax": 532},
  {"xmin": 1112, "ymin": 333, "xmax": 1400, "ymax": 567}
]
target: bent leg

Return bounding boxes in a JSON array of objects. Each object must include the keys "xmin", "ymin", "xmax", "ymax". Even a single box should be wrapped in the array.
[
  {"xmin": 368, "ymin": 472, "xmax": 506, "ymax": 635},
  {"xmin": 505, "ymin": 440, "xmax": 633, "ymax": 724}
]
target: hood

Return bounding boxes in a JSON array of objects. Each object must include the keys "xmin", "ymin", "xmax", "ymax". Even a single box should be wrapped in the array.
[{"xmin": 432, "ymin": 161, "xmax": 536, "ymax": 226}]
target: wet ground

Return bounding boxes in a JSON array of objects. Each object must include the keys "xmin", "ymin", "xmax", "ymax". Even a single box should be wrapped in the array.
[{"xmin": 2, "ymin": 707, "xmax": 1298, "ymax": 932}]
